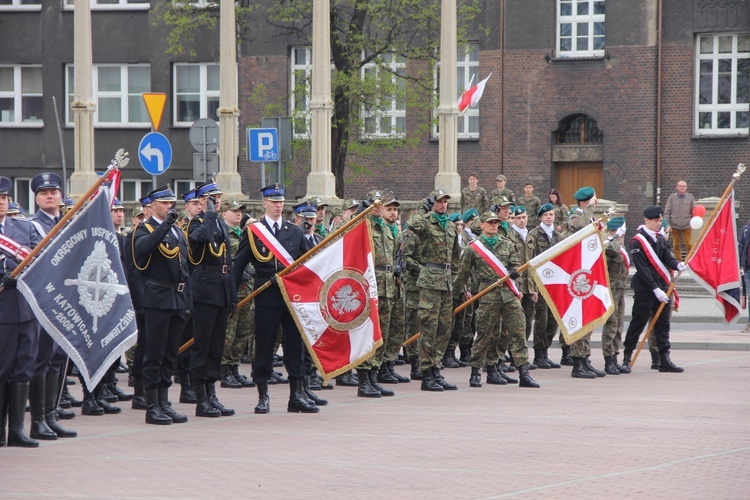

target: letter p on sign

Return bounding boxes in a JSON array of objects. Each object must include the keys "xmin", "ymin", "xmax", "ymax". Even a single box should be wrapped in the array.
[{"xmin": 248, "ymin": 128, "xmax": 279, "ymax": 162}]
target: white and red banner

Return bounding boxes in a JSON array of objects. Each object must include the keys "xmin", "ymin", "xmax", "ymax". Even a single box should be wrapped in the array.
[
  {"xmin": 277, "ymin": 220, "xmax": 382, "ymax": 380},
  {"xmin": 468, "ymin": 239, "xmax": 522, "ymax": 298},
  {"xmin": 250, "ymin": 221, "xmax": 293, "ymax": 266},
  {"xmin": 457, "ymin": 73, "xmax": 492, "ymax": 112},
  {"xmin": 687, "ymin": 191, "xmax": 742, "ymax": 324},
  {"xmin": 529, "ymin": 223, "xmax": 613, "ymax": 343}
]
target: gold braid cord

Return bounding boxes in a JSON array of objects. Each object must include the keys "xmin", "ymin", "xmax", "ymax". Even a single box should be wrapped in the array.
[
  {"xmin": 132, "ymin": 222, "xmax": 180, "ymax": 271},
  {"xmin": 186, "ymin": 217, "xmax": 226, "ymax": 264},
  {"xmin": 248, "ymin": 227, "xmax": 274, "ymax": 263}
]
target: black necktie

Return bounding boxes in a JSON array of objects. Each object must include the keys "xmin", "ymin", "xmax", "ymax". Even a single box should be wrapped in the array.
[
  {"xmin": 273, "ymin": 222, "xmax": 280, "ymax": 236},
  {"xmin": 0, "ymin": 224, "xmax": 3, "ymax": 235}
]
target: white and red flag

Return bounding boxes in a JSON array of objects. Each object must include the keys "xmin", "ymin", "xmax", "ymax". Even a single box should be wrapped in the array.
[
  {"xmin": 468, "ymin": 239, "xmax": 522, "ymax": 298},
  {"xmin": 457, "ymin": 73, "xmax": 492, "ymax": 112},
  {"xmin": 276, "ymin": 219, "xmax": 382, "ymax": 380},
  {"xmin": 687, "ymin": 191, "xmax": 742, "ymax": 324},
  {"xmin": 529, "ymin": 223, "xmax": 614, "ymax": 343}
]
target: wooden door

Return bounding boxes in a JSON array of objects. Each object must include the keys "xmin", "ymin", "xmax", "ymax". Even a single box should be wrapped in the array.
[{"xmin": 554, "ymin": 162, "xmax": 603, "ymax": 207}]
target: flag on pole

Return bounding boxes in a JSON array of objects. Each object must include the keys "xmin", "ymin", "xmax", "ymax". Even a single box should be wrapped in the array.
[
  {"xmin": 457, "ymin": 73, "xmax": 492, "ymax": 112},
  {"xmin": 468, "ymin": 239, "xmax": 522, "ymax": 298},
  {"xmin": 529, "ymin": 223, "xmax": 614, "ymax": 343},
  {"xmin": 17, "ymin": 188, "xmax": 137, "ymax": 390},
  {"xmin": 687, "ymin": 191, "xmax": 742, "ymax": 324},
  {"xmin": 276, "ymin": 219, "xmax": 382, "ymax": 380}
]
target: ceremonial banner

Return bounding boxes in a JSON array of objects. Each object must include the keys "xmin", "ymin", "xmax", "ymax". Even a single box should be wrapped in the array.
[
  {"xmin": 529, "ymin": 223, "xmax": 614, "ymax": 343},
  {"xmin": 688, "ymin": 191, "xmax": 742, "ymax": 324},
  {"xmin": 17, "ymin": 189, "xmax": 137, "ymax": 390},
  {"xmin": 277, "ymin": 220, "xmax": 382, "ymax": 380}
]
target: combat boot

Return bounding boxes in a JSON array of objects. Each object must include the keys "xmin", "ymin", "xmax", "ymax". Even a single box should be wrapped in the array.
[
  {"xmin": 571, "ymin": 357, "xmax": 596, "ymax": 379},
  {"xmin": 369, "ymin": 368, "xmax": 394, "ymax": 396},
  {"xmin": 409, "ymin": 357, "xmax": 423, "ymax": 380},
  {"xmin": 220, "ymin": 365, "xmax": 242, "ymax": 389},
  {"xmin": 231, "ymin": 365, "xmax": 254, "ymax": 387},
  {"xmin": 432, "ymin": 367, "xmax": 457, "ymax": 390},
  {"xmin": 303, "ymin": 376, "xmax": 327, "ymax": 406},
  {"xmin": 650, "ymin": 350, "xmax": 661, "ymax": 370},
  {"xmin": 206, "ymin": 382, "xmax": 235, "ymax": 416},
  {"xmin": 518, "ymin": 364, "xmax": 540, "ymax": 388},
  {"xmin": 387, "ymin": 361, "xmax": 410, "ymax": 383},
  {"xmin": 131, "ymin": 377, "xmax": 148, "ymax": 410},
  {"xmin": 97, "ymin": 379, "xmax": 118, "ymax": 403},
  {"xmin": 335, "ymin": 370, "xmax": 359, "ymax": 387},
  {"xmin": 533, "ymin": 348, "xmax": 551, "ymax": 369},
  {"xmin": 498, "ymin": 368, "xmax": 518, "ymax": 384},
  {"xmin": 622, "ymin": 350, "xmax": 633, "ymax": 371},
  {"xmin": 29, "ymin": 375, "xmax": 57, "ymax": 441},
  {"xmin": 560, "ymin": 345, "xmax": 574, "ymax": 366},
  {"xmin": 604, "ymin": 355, "xmax": 621, "ymax": 375},
  {"xmin": 420, "ymin": 370, "xmax": 444, "ymax": 392},
  {"xmin": 459, "ymin": 343, "xmax": 471, "ymax": 365},
  {"xmin": 287, "ymin": 379, "xmax": 319, "ymax": 413},
  {"xmin": 95, "ymin": 383, "xmax": 121, "ymax": 414},
  {"xmin": 106, "ymin": 370, "xmax": 132, "ymax": 401},
  {"xmin": 270, "ymin": 371, "xmax": 289, "ymax": 384},
  {"xmin": 469, "ymin": 367, "xmax": 482, "ymax": 387},
  {"xmin": 485, "ymin": 365, "xmax": 508, "ymax": 385},
  {"xmin": 543, "ymin": 348, "xmax": 561, "ymax": 368},
  {"xmin": 0, "ymin": 380, "xmax": 7, "ymax": 447},
  {"xmin": 254, "ymin": 381, "xmax": 270, "ymax": 414},
  {"xmin": 615, "ymin": 353, "xmax": 631, "ymax": 374},
  {"xmin": 80, "ymin": 384, "xmax": 104, "ymax": 416},
  {"xmin": 179, "ymin": 374, "xmax": 197, "ymax": 404},
  {"xmin": 193, "ymin": 381, "xmax": 220, "ymax": 418},
  {"xmin": 145, "ymin": 389, "xmax": 172, "ymax": 425},
  {"xmin": 377, "ymin": 364, "xmax": 399, "ymax": 384},
  {"xmin": 44, "ymin": 371, "xmax": 76, "ymax": 438},
  {"xmin": 7, "ymin": 381, "xmax": 38, "ymax": 447},
  {"xmin": 441, "ymin": 349, "xmax": 459, "ymax": 369},
  {"xmin": 452, "ymin": 349, "xmax": 468, "ymax": 367},
  {"xmin": 356, "ymin": 369, "xmax": 380, "ymax": 398},
  {"xmin": 584, "ymin": 356, "xmax": 606, "ymax": 377},
  {"xmin": 658, "ymin": 352, "xmax": 684, "ymax": 373},
  {"xmin": 158, "ymin": 388, "xmax": 188, "ymax": 423}
]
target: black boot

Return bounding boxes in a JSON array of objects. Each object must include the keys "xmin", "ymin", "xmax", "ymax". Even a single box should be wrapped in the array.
[
  {"xmin": 388, "ymin": 361, "xmax": 410, "ymax": 383},
  {"xmin": 7, "ymin": 381, "xmax": 39, "ymax": 447},
  {"xmin": 61, "ymin": 379, "xmax": 82, "ymax": 407},
  {"xmin": 106, "ymin": 370, "xmax": 132, "ymax": 401},
  {"xmin": 409, "ymin": 357, "xmax": 423, "ymax": 380},
  {"xmin": 377, "ymin": 363, "xmax": 399, "ymax": 384},
  {"xmin": 432, "ymin": 367, "xmax": 457, "ymax": 390},
  {"xmin": 29, "ymin": 375, "xmax": 57, "ymax": 440},
  {"xmin": 158, "ymin": 388, "xmax": 188, "ymax": 423},
  {"xmin": 145, "ymin": 388, "xmax": 172, "ymax": 425},
  {"xmin": 287, "ymin": 379, "xmax": 319, "ymax": 413},
  {"xmin": 220, "ymin": 365, "xmax": 242, "ymax": 389},
  {"xmin": 356, "ymin": 368, "xmax": 381, "ymax": 398},
  {"xmin": 615, "ymin": 353, "xmax": 631, "ymax": 374},
  {"xmin": 658, "ymin": 351, "xmax": 684, "ymax": 373},
  {"xmin": 131, "ymin": 377, "xmax": 147, "ymax": 410},
  {"xmin": 95, "ymin": 383, "xmax": 121, "ymax": 413},
  {"xmin": 81, "ymin": 384, "xmax": 104, "ymax": 416},
  {"xmin": 543, "ymin": 348, "xmax": 561, "ymax": 368},
  {"xmin": 650, "ymin": 350, "xmax": 661, "ymax": 370},
  {"xmin": 179, "ymin": 373, "xmax": 197, "ymax": 404},
  {"xmin": 0, "ymin": 379, "xmax": 8, "ymax": 447},
  {"xmin": 231, "ymin": 365, "xmax": 255, "ymax": 387},
  {"xmin": 206, "ymin": 382, "xmax": 235, "ymax": 416},
  {"xmin": 560, "ymin": 345, "xmax": 574, "ymax": 366},
  {"xmin": 303, "ymin": 376, "xmax": 327, "ymax": 406},
  {"xmin": 452, "ymin": 349, "xmax": 468, "ymax": 368},
  {"xmin": 369, "ymin": 368, "xmax": 394, "ymax": 396},
  {"xmin": 98, "ymin": 378, "xmax": 118, "ymax": 403},
  {"xmin": 485, "ymin": 365, "xmax": 508, "ymax": 385},
  {"xmin": 441, "ymin": 349, "xmax": 459, "ymax": 369},
  {"xmin": 498, "ymin": 368, "xmax": 519, "ymax": 384},
  {"xmin": 622, "ymin": 350, "xmax": 633, "ymax": 371},
  {"xmin": 584, "ymin": 356, "xmax": 606, "ymax": 377},
  {"xmin": 459, "ymin": 343, "xmax": 471, "ymax": 365},
  {"xmin": 469, "ymin": 367, "xmax": 482, "ymax": 388},
  {"xmin": 519, "ymin": 363, "xmax": 540, "ymax": 388},
  {"xmin": 254, "ymin": 381, "xmax": 270, "ymax": 414},
  {"xmin": 420, "ymin": 369, "xmax": 444, "ymax": 392},
  {"xmin": 571, "ymin": 357, "xmax": 596, "ymax": 379},
  {"xmin": 193, "ymin": 381, "xmax": 220, "ymax": 417},
  {"xmin": 44, "ymin": 372, "xmax": 76, "ymax": 438},
  {"xmin": 604, "ymin": 355, "xmax": 621, "ymax": 375},
  {"xmin": 335, "ymin": 370, "xmax": 358, "ymax": 387},
  {"xmin": 270, "ymin": 371, "xmax": 289, "ymax": 384},
  {"xmin": 533, "ymin": 348, "xmax": 551, "ymax": 369}
]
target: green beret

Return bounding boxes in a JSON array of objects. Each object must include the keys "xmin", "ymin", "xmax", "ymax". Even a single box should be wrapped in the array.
[
  {"xmin": 537, "ymin": 203, "xmax": 554, "ymax": 218},
  {"xmin": 449, "ymin": 212, "xmax": 462, "ymax": 223},
  {"xmin": 512, "ymin": 206, "xmax": 526, "ymax": 216},
  {"xmin": 606, "ymin": 216, "xmax": 625, "ymax": 231},
  {"xmin": 462, "ymin": 208, "xmax": 479, "ymax": 223},
  {"xmin": 573, "ymin": 186, "xmax": 595, "ymax": 201}
]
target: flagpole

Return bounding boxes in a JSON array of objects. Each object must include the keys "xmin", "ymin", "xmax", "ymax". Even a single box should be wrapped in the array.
[{"xmin": 631, "ymin": 163, "xmax": 745, "ymax": 366}]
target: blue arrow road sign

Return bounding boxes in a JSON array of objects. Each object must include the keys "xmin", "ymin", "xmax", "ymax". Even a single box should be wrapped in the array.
[
  {"xmin": 247, "ymin": 128, "xmax": 278, "ymax": 162},
  {"xmin": 139, "ymin": 132, "xmax": 173, "ymax": 175}
]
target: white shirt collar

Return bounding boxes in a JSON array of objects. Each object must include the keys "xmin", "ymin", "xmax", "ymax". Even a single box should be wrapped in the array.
[{"xmin": 264, "ymin": 215, "xmax": 282, "ymax": 227}]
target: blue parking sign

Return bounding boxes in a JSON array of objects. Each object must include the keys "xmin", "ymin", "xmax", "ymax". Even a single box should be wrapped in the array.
[{"xmin": 247, "ymin": 128, "xmax": 278, "ymax": 162}]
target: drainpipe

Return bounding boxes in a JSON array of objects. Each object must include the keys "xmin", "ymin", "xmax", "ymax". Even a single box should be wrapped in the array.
[
  {"xmin": 655, "ymin": 0, "xmax": 663, "ymax": 205},
  {"xmin": 499, "ymin": 0, "xmax": 504, "ymax": 173}
]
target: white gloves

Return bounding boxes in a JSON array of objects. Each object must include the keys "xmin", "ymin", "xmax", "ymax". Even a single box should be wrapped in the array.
[
  {"xmin": 653, "ymin": 288, "xmax": 670, "ymax": 303},
  {"xmin": 677, "ymin": 262, "xmax": 689, "ymax": 272},
  {"xmin": 615, "ymin": 224, "xmax": 627, "ymax": 238}
]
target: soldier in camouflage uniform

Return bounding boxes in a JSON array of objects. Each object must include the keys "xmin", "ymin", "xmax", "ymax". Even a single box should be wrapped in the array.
[
  {"xmin": 510, "ymin": 206, "xmax": 537, "ymax": 342},
  {"xmin": 307, "ymin": 197, "xmax": 329, "ymax": 238},
  {"xmin": 403, "ymin": 217, "xmax": 423, "ymax": 380},
  {"xmin": 516, "ymin": 182, "xmax": 542, "ymax": 229},
  {"xmin": 602, "ymin": 216, "xmax": 630, "ymax": 375},
  {"xmin": 409, "ymin": 189, "xmax": 461, "ymax": 391},
  {"xmin": 460, "ymin": 172, "xmax": 489, "ymax": 215},
  {"xmin": 445, "ymin": 213, "xmax": 469, "ymax": 369},
  {"xmin": 454, "ymin": 211, "xmax": 539, "ymax": 388},
  {"xmin": 382, "ymin": 198, "xmax": 410, "ymax": 383},
  {"xmin": 565, "ymin": 186, "xmax": 606, "ymax": 378},
  {"xmin": 489, "ymin": 174, "xmax": 515, "ymax": 204}
]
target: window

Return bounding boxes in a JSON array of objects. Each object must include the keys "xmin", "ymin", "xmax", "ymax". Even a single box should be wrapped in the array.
[
  {"xmin": 557, "ymin": 0, "xmax": 605, "ymax": 58},
  {"xmin": 290, "ymin": 47, "xmax": 312, "ymax": 139},
  {"xmin": 62, "ymin": 0, "xmax": 149, "ymax": 11},
  {"xmin": 361, "ymin": 53, "xmax": 406, "ymax": 138},
  {"xmin": 120, "ymin": 179, "xmax": 154, "ymax": 203},
  {"xmin": 174, "ymin": 180, "xmax": 199, "ymax": 200},
  {"xmin": 0, "ymin": 0, "xmax": 41, "ymax": 11},
  {"xmin": 13, "ymin": 178, "xmax": 33, "ymax": 215},
  {"xmin": 556, "ymin": 114, "xmax": 603, "ymax": 144},
  {"xmin": 65, "ymin": 64, "xmax": 151, "ymax": 127},
  {"xmin": 433, "ymin": 44, "xmax": 480, "ymax": 139},
  {"xmin": 0, "ymin": 65, "xmax": 43, "ymax": 126},
  {"xmin": 174, "ymin": 63, "xmax": 220, "ymax": 126},
  {"xmin": 695, "ymin": 33, "xmax": 750, "ymax": 136}
]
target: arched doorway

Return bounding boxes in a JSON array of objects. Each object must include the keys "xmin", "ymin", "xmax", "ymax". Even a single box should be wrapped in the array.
[{"xmin": 553, "ymin": 114, "xmax": 604, "ymax": 207}]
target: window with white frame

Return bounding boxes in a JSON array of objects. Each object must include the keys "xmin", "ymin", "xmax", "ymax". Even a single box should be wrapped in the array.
[
  {"xmin": 65, "ymin": 64, "xmax": 150, "ymax": 127},
  {"xmin": 174, "ymin": 180, "xmax": 199, "ymax": 201},
  {"xmin": 0, "ymin": 65, "xmax": 43, "ymax": 126},
  {"xmin": 290, "ymin": 46, "xmax": 312, "ymax": 139},
  {"xmin": 557, "ymin": 0, "xmax": 605, "ymax": 58},
  {"xmin": 695, "ymin": 33, "xmax": 750, "ymax": 135},
  {"xmin": 433, "ymin": 44, "xmax": 480, "ymax": 139},
  {"xmin": 62, "ymin": 0, "xmax": 149, "ymax": 11},
  {"xmin": 361, "ymin": 53, "xmax": 406, "ymax": 139},
  {"xmin": 174, "ymin": 63, "xmax": 220, "ymax": 126},
  {"xmin": 120, "ymin": 179, "xmax": 154, "ymax": 203},
  {"xmin": 13, "ymin": 178, "xmax": 33, "ymax": 215},
  {"xmin": 0, "ymin": 0, "xmax": 41, "ymax": 11}
]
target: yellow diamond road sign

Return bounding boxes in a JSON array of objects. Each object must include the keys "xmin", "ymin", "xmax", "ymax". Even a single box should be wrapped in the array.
[{"xmin": 141, "ymin": 93, "xmax": 167, "ymax": 131}]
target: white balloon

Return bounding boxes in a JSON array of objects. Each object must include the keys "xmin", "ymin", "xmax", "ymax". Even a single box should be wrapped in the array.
[{"xmin": 690, "ymin": 215, "xmax": 704, "ymax": 230}]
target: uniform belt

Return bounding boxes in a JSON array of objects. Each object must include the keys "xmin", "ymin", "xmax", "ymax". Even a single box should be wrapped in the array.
[
  {"xmin": 424, "ymin": 262, "xmax": 451, "ymax": 270},
  {"xmin": 375, "ymin": 265, "xmax": 392, "ymax": 272},
  {"xmin": 202, "ymin": 264, "xmax": 230, "ymax": 274},
  {"xmin": 147, "ymin": 278, "xmax": 186, "ymax": 292}
]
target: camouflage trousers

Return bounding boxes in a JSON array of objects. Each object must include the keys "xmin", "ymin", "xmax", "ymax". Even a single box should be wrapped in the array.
[
  {"xmin": 470, "ymin": 297, "xmax": 529, "ymax": 368},
  {"xmin": 404, "ymin": 289, "xmax": 421, "ymax": 358},
  {"xmin": 570, "ymin": 332, "xmax": 592, "ymax": 357},
  {"xmin": 222, "ymin": 288, "xmax": 255, "ymax": 366},
  {"xmin": 385, "ymin": 287, "xmax": 406, "ymax": 363},
  {"xmin": 461, "ymin": 300, "xmax": 476, "ymax": 346},
  {"xmin": 361, "ymin": 295, "xmax": 392, "ymax": 370},
  {"xmin": 448, "ymin": 291, "xmax": 466, "ymax": 350},
  {"xmin": 533, "ymin": 299, "xmax": 559, "ymax": 350},
  {"xmin": 521, "ymin": 294, "xmax": 536, "ymax": 341},
  {"xmin": 417, "ymin": 288, "xmax": 454, "ymax": 371},
  {"xmin": 602, "ymin": 286, "xmax": 625, "ymax": 356}
]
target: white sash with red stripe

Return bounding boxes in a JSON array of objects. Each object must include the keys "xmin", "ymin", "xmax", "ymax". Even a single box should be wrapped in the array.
[
  {"xmin": 0, "ymin": 233, "xmax": 31, "ymax": 262},
  {"xmin": 250, "ymin": 221, "xmax": 293, "ymax": 267},
  {"xmin": 619, "ymin": 246, "xmax": 630, "ymax": 269},
  {"xmin": 469, "ymin": 239, "xmax": 522, "ymax": 298},
  {"xmin": 632, "ymin": 233, "xmax": 679, "ymax": 309}
]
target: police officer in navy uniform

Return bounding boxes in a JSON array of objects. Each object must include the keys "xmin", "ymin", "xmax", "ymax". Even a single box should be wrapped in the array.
[
  {"xmin": 232, "ymin": 184, "xmax": 318, "ymax": 414},
  {"xmin": 133, "ymin": 185, "xmax": 192, "ymax": 425},
  {"xmin": 0, "ymin": 176, "xmax": 43, "ymax": 447}
]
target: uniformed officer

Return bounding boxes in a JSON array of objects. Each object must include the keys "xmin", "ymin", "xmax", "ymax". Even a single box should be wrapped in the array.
[
  {"xmin": 460, "ymin": 173, "xmax": 489, "ymax": 215},
  {"xmin": 133, "ymin": 185, "xmax": 192, "ymax": 425},
  {"xmin": 602, "ymin": 216, "xmax": 630, "ymax": 375},
  {"xmin": 0, "ymin": 176, "xmax": 43, "ymax": 447},
  {"xmin": 489, "ymin": 174, "xmax": 515, "ymax": 203},
  {"xmin": 6, "ymin": 200, "xmax": 20, "ymax": 217},
  {"xmin": 187, "ymin": 181, "xmax": 238, "ymax": 417},
  {"xmin": 307, "ymin": 197, "xmax": 329, "ymax": 239},
  {"xmin": 232, "ymin": 184, "xmax": 318, "ymax": 414},
  {"xmin": 510, "ymin": 206, "xmax": 538, "ymax": 344}
]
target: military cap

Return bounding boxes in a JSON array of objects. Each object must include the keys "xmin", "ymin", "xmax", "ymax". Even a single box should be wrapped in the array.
[
  {"xmin": 132, "ymin": 206, "xmax": 144, "ymax": 218},
  {"xmin": 112, "ymin": 198, "xmax": 124, "ymax": 209},
  {"xmin": 480, "ymin": 211, "xmax": 501, "ymax": 223},
  {"xmin": 449, "ymin": 212, "xmax": 462, "ymax": 223},
  {"xmin": 537, "ymin": 203, "xmax": 554, "ymax": 218},
  {"xmin": 330, "ymin": 207, "xmax": 343, "ymax": 217},
  {"xmin": 221, "ymin": 199, "xmax": 246, "ymax": 212},
  {"xmin": 148, "ymin": 184, "xmax": 176, "ymax": 202},
  {"xmin": 259, "ymin": 183, "xmax": 285, "ymax": 201},
  {"xmin": 195, "ymin": 180, "xmax": 221, "ymax": 198},
  {"xmin": 342, "ymin": 199, "xmax": 359, "ymax": 210},
  {"xmin": 512, "ymin": 205, "xmax": 527, "ymax": 216},
  {"xmin": 7, "ymin": 200, "xmax": 20, "ymax": 214},
  {"xmin": 430, "ymin": 189, "xmax": 450, "ymax": 201},
  {"xmin": 496, "ymin": 174, "xmax": 507, "ymax": 182},
  {"xmin": 31, "ymin": 173, "xmax": 62, "ymax": 194},
  {"xmin": 0, "ymin": 176, "xmax": 11, "ymax": 195},
  {"xmin": 292, "ymin": 200, "xmax": 317, "ymax": 218},
  {"xmin": 64, "ymin": 198, "xmax": 75, "ymax": 210},
  {"xmin": 493, "ymin": 196, "xmax": 513, "ymax": 207},
  {"xmin": 366, "ymin": 190, "xmax": 384, "ymax": 202},
  {"xmin": 573, "ymin": 186, "xmax": 596, "ymax": 201},
  {"xmin": 182, "ymin": 189, "xmax": 198, "ymax": 202},
  {"xmin": 139, "ymin": 194, "xmax": 153, "ymax": 206},
  {"xmin": 643, "ymin": 205, "xmax": 664, "ymax": 219},
  {"xmin": 462, "ymin": 208, "xmax": 479, "ymax": 223},
  {"xmin": 307, "ymin": 196, "xmax": 328, "ymax": 208},
  {"xmin": 606, "ymin": 216, "xmax": 625, "ymax": 231},
  {"xmin": 384, "ymin": 196, "xmax": 400, "ymax": 207}
]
